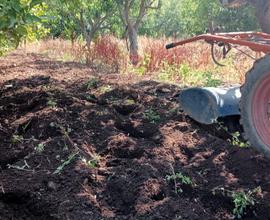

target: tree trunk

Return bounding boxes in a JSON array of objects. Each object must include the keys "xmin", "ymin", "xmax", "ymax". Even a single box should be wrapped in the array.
[
  {"xmin": 71, "ymin": 32, "xmax": 76, "ymax": 48},
  {"xmin": 85, "ymin": 33, "xmax": 92, "ymax": 65},
  {"xmin": 127, "ymin": 26, "xmax": 139, "ymax": 65}
]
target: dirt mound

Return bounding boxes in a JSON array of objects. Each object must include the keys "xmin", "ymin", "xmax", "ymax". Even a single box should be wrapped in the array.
[{"xmin": 1, "ymin": 51, "xmax": 270, "ymax": 219}]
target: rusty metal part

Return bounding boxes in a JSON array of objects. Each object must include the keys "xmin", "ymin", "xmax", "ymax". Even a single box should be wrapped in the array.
[
  {"xmin": 210, "ymin": 42, "xmax": 232, "ymax": 66},
  {"xmin": 166, "ymin": 32, "xmax": 270, "ymax": 53}
]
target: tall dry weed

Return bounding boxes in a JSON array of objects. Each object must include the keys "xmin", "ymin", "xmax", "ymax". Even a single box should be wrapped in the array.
[{"xmin": 23, "ymin": 36, "xmax": 259, "ymax": 85}]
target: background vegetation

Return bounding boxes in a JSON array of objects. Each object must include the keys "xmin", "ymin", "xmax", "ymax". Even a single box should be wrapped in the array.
[{"xmin": 0, "ymin": 0, "xmax": 262, "ymax": 85}]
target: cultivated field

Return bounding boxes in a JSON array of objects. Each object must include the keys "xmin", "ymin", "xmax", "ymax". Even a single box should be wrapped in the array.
[{"xmin": 0, "ymin": 39, "xmax": 269, "ymax": 219}]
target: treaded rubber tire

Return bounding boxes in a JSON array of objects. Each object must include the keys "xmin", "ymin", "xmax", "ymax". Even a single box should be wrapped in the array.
[{"xmin": 241, "ymin": 54, "xmax": 270, "ymax": 159}]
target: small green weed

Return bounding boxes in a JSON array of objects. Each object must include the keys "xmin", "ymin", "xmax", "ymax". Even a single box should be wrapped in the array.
[
  {"xmin": 168, "ymin": 107, "xmax": 179, "ymax": 115},
  {"xmin": 143, "ymin": 109, "xmax": 160, "ymax": 123},
  {"xmin": 133, "ymin": 65, "xmax": 147, "ymax": 76},
  {"xmin": 22, "ymin": 120, "xmax": 32, "ymax": 133},
  {"xmin": 50, "ymin": 122, "xmax": 72, "ymax": 136},
  {"xmin": 231, "ymin": 132, "xmax": 249, "ymax": 148},
  {"xmin": 166, "ymin": 172, "xmax": 193, "ymax": 193},
  {"xmin": 47, "ymin": 99, "xmax": 57, "ymax": 108},
  {"xmin": 96, "ymin": 110, "xmax": 108, "ymax": 116},
  {"xmin": 86, "ymin": 78, "xmax": 99, "ymax": 90},
  {"xmin": 54, "ymin": 152, "xmax": 78, "ymax": 174},
  {"xmin": 98, "ymin": 85, "xmax": 113, "ymax": 94},
  {"xmin": 81, "ymin": 153, "xmax": 101, "ymax": 169},
  {"xmin": 61, "ymin": 53, "xmax": 73, "ymax": 62},
  {"xmin": 61, "ymin": 125, "xmax": 72, "ymax": 137},
  {"xmin": 131, "ymin": 54, "xmax": 150, "ymax": 76},
  {"xmin": 158, "ymin": 63, "xmax": 222, "ymax": 87},
  {"xmin": 212, "ymin": 186, "xmax": 261, "ymax": 219},
  {"xmin": 166, "ymin": 172, "xmax": 193, "ymax": 185},
  {"xmin": 11, "ymin": 135, "xmax": 24, "ymax": 144},
  {"xmin": 35, "ymin": 143, "xmax": 45, "ymax": 153},
  {"xmin": 85, "ymin": 94, "xmax": 96, "ymax": 102},
  {"xmin": 232, "ymin": 190, "xmax": 256, "ymax": 218},
  {"xmin": 63, "ymin": 142, "xmax": 69, "ymax": 151},
  {"xmin": 124, "ymin": 99, "xmax": 135, "ymax": 105},
  {"xmin": 158, "ymin": 62, "xmax": 179, "ymax": 81}
]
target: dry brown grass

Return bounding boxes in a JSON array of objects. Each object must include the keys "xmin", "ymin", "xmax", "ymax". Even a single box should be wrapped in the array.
[
  {"xmin": 23, "ymin": 38, "xmax": 85, "ymax": 62},
  {"xmin": 23, "ymin": 36, "xmax": 262, "ymax": 86}
]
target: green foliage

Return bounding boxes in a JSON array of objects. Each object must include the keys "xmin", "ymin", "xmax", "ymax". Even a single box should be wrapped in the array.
[
  {"xmin": 81, "ymin": 153, "xmax": 101, "ymax": 169},
  {"xmin": 0, "ymin": 0, "xmax": 261, "ymax": 60},
  {"xmin": 140, "ymin": 0, "xmax": 259, "ymax": 37},
  {"xmin": 11, "ymin": 134, "xmax": 24, "ymax": 144},
  {"xmin": 166, "ymin": 172, "xmax": 193, "ymax": 185},
  {"xmin": 125, "ymin": 99, "xmax": 136, "ymax": 105},
  {"xmin": 0, "ymin": 0, "xmax": 47, "ymax": 54},
  {"xmin": 86, "ymin": 78, "xmax": 99, "ymax": 90},
  {"xmin": 166, "ymin": 172, "xmax": 193, "ymax": 193},
  {"xmin": 22, "ymin": 120, "xmax": 32, "ymax": 133},
  {"xmin": 231, "ymin": 131, "xmax": 249, "ymax": 148},
  {"xmin": 35, "ymin": 143, "xmax": 45, "ymax": 153},
  {"xmin": 131, "ymin": 54, "xmax": 151, "ymax": 76},
  {"xmin": 158, "ymin": 63, "xmax": 222, "ymax": 87},
  {"xmin": 47, "ymin": 98, "xmax": 57, "ymax": 108},
  {"xmin": 215, "ymin": 6, "xmax": 259, "ymax": 32},
  {"xmin": 184, "ymin": 0, "xmax": 258, "ymax": 35},
  {"xmin": 232, "ymin": 190, "xmax": 256, "ymax": 218},
  {"xmin": 143, "ymin": 108, "xmax": 161, "ymax": 123},
  {"xmin": 139, "ymin": 0, "xmax": 183, "ymax": 37},
  {"xmin": 212, "ymin": 186, "xmax": 261, "ymax": 219},
  {"xmin": 46, "ymin": 0, "xmax": 115, "ymax": 41},
  {"xmin": 98, "ymin": 85, "xmax": 113, "ymax": 94}
]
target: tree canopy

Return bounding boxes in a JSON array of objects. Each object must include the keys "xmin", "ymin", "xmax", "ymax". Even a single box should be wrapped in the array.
[
  {"xmin": 0, "ymin": 0, "xmax": 48, "ymax": 54},
  {"xmin": 0, "ymin": 0, "xmax": 261, "ymax": 55}
]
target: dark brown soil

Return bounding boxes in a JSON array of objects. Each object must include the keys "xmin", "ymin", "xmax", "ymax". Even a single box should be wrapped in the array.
[{"xmin": 1, "ymin": 50, "xmax": 270, "ymax": 220}]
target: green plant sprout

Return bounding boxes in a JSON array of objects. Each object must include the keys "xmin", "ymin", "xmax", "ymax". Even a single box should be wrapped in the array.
[
  {"xmin": 231, "ymin": 131, "xmax": 249, "ymax": 148},
  {"xmin": 81, "ymin": 153, "xmax": 101, "ymax": 169},
  {"xmin": 22, "ymin": 120, "xmax": 32, "ymax": 133},
  {"xmin": 232, "ymin": 188, "xmax": 261, "ymax": 219},
  {"xmin": 35, "ymin": 143, "xmax": 45, "ymax": 153},
  {"xmin": 166, "ymin": 172, "xmax": 193, "ymax": 193},
  {"xmin": 98, "ymin": 85, "xmax": 113, "ymax": 94},
  {"xmin": 144, "ymin": 108, "xmax": 161, "ymax": 123},
  {"xmin": 86, "ymin": 78, "xmax": 99, "ymax": 90},
  {"xmin": 11, "ymin": 135, "xmax": 24, "ymax": 144},
  {"xmin": 212, "ymin": 186, "xmax": 261, "ymax": 219},
  {"xmin": 54, "ymin": 152, "xmax": 78, "ymax": 174},
  {"xmin": 47, "ymin": 98, "xmax": 57, "ymax": 108}
]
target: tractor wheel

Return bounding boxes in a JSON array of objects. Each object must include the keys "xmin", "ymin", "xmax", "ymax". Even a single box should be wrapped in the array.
[{"xmin": 241, "ymin": 54, "xmax": 270, "ymax": 158}]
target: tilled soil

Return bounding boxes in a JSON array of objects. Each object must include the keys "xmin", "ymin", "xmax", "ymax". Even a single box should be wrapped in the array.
[{"xmin": 1, "ymin": 50, "xmax": 270, "ymax": 220}]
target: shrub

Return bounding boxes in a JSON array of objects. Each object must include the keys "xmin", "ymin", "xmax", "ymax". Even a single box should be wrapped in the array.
[
  {"xmin": 87, "ymin": 35, "xmax": 126, "ymax": 72},
  {"xmin": 140, "ymin": 37, "xmax": 189, "ymax": 73}
]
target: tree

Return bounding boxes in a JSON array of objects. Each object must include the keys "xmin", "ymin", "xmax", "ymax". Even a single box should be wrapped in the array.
[
  {"xmin": 139, "ymin": 0, "xmax": 184, "ymax": 37},
  {"xmin": 220, "ymin": 0, "xmax": 270, "ymax": 33},
  {"xmin": 140, "ymin": 0, "xmax": 258, "ymax": 38},
  {"xmin": 0, "ymin": 0, "xmax": 44, "ymax": 54},
  {"xmin": 116, "ymin": 0, "xmax": 161, "ymax": 65},
  {"xmin": 179, "ymin": 0, "xmax": 258, "ymax": 36},
  {"xmin": 46, "ymin": 0, "xmax": 115, "ymax": 63}
]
